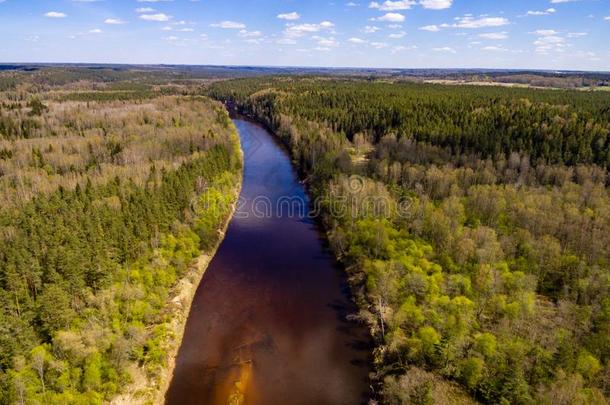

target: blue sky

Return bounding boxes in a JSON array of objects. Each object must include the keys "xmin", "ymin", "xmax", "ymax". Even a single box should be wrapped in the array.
[{"xmin": 0, "ymin": 0, "xmax": 609, "ymax": 70}]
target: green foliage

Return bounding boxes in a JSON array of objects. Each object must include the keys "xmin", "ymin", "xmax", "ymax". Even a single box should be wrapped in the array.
[
  {"xmin": 83, "ymin": 352, "xmax": 102, "ymax": 392},
  {"xmin": 210, "ymin": 78, "xmax": 610, "ymax": 168},
  {"xmin": 211, "ymin": 77, "xmax": 610, "ymax": 404},
  {"xmin": 60, "ymin": 90, "xmax": 158, "ymax": 102},
  {"xmin": 0, "ymin": 92, "xmax": 242, "ymax": 403},
  {"xmin": 577, "ymin": 351, "xmax": 602, "ymax": 381},
  {"xmin": 473, "ymin": 333, "xmax": 497, "ymax": 359},
  {"xmin": 27, "ymin": 98, "xmax": 48, "ymax": 116},
  {"xmin": 460, "ymin": 357, "xmax": 485, "ymax": 389}
]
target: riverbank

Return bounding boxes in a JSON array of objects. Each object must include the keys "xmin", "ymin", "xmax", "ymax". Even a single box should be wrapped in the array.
[
  {"xmin": 111, "ymin": 122, "xmax": 243, "ymax": 405},
  {"xmin": 218, "ymin": 104, "xmax": 471, "ymax": 402},
  {"xmin": 165, "ymin": 118, "xmax": 372, "ymax": 404},
  {"xmin": 156, "ymin": 168, "xmax": 242, "ymax": 405}
]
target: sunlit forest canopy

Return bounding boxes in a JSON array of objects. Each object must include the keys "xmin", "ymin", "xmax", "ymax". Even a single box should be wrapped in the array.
[
  {"xmin": 0, "ymin": 75, "xmax": 242, "ymax": 403},
  {"xmin": 210, "ymin": 77, "xmax": 610, "ymax": 169},
  {"xmin": 209, "ymin": 77, "xmax": 610, "ymax": 404}
]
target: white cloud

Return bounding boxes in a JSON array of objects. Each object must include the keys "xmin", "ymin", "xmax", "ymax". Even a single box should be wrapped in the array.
[
  {"xmin": 314, "ymin": 36, "xmax": 339, "ymax": 47},
  {"xmin": 88, "ymin": 28, "xmax": 102, "ymax": 34},
  {"xmin": 532, "ymin": 29, "xmax": 558, "ymax": 36},
  {"xmin": 531, "ymin": 30, "xmax": 568, "ymax": 54},
  {"xmin": 140, "ymin": 13, "xmax": 171, "ymax": 22},
  {"xmin": 238, "ymin": 29, "xmax": 262, "ymax": 38},
  {"xmin": 482, "ymin": 46, "xmax": 507, "ymax": 51},
  {"xmin": 389, "ymin": 31, "xmax": 406, "ymax": 38},
  {"xmin": 419, "ymin": 25, "xmax": 440, "ymax": 32},
  {"xmin": 604, "ymin": 16, "xmax": 610, "ymax": 21},
  {"xmin": 104, "ymin": 18, "xmax": 126, "ymax": 24},
  {"xmin": 277, "ymin": 38, "xmax": 297, "ymax": 45},
  {"xmin": 418, "ymin": 15, "xmax": 508, "ymax": 32},
  {"xmin": 346, "ymin": 2, "xmax": 358, "ymax": 6},
  {"xmin": 285, "ymin": 24, "xmax": 321, "ymax": 36},
  {"xmin": 278, "ymin": 12, "xmax": 300, "ymax": 21},
  {"xmin": 526, "ymin": 8, "xmax": 556, "ymax": 16},
  {"xmin": 433, "ymin": 46, "xmax": 456, "ymax": 53},
  {"xmin": 534, "ymin": 36, "xmax": 565, "ymax": 47},
  {"xmin": 211, "ymin": 21, "xmax": 246, "ymax": 29},
  {"xmin": 567, "ymin": 32, "xmax": 587, "ymax": 38},
  {"xmin": 392, "ymin": 45, "xmax": 417, "ymax": 52},
  {"xmin": 376, "ymin": 12, "xmax": 405, "ymax": 22},
  {"xmin": 135, "ymin": 7, "xmax": 155, "ymax": 13},
  {"xmin": 137, "ymin": 0, "xmax": 174, "ymax": 2},
  {"xmin": 44, "ymin": 11, "xmax": 67, "ymax": 18},
  {"xmin": 348, "ymin": 37, "xmax": 367, "ymax": 43},
  {"xmin": 370, "ymin": 0, "xmax": 451, "ymax": 10},
  {"xmin": 550, "ymin": 0, "xmax": 578, "ymax": 3},
  {"xmin": 371, "ymin": 41, "xmax": 389, "ymax": 48},
  {"xmin": 284, "ymin": 21, "xmax": 334, "ymax": 38},
  {"xmin": 364, "ymin": 25, "xmax": 380, "ymax": 33},
  {"xmin": 453, "ymin": 16, "xmax": 509, "ymax": 29},
  {"xmin": 369, "ymin": 1, "xmax": 415, "ymax": 11},
  {"xmin": 420, "ymin": 0, "xmax": 452, "ymax": 10},
  {"xmin": 178, "ymin": 27, "xmax": 194, "ymax": 32},
  {"xmin": 479, "ymin": 32, "xmax": 508, "ymax": 40}
]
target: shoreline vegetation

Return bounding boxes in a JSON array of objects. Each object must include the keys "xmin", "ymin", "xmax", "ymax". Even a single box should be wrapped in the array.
[
  {"xmin": 114, "ymin": 158, "xmax": 242, "ymax": 405},
  {"xmin": 0, "ymin": 76, "xmax": 243, "ymax": 404},
  {"xmin": 211, "ymin": 77, "xmax": 610, "ymax": 404},
  {"xmin": 155, "ymin": 131, "xmax": 243, "ymax": 405}
]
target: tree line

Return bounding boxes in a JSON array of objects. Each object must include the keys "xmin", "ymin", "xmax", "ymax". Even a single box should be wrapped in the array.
[
  {"xmin": 209, "ymin": 77, "xmax": 610, "ymax": 404},
  {"xmin": 0, "ymin": 88, "xmax": 242, "ymax": 403},
  {"xmin": 211, "ymin": 78, "xmax": 610, "ymax": 169}
]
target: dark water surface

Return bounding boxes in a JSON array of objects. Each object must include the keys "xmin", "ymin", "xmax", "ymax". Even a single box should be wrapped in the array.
[{"xmin": 165, "ymin": 119, "xmax": 371, "ymax": 405}]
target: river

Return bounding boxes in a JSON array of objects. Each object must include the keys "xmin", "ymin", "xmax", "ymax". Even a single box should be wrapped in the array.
[{"xmin": 165, "ymin": 118, "xmax": 371, "ymax": 405}]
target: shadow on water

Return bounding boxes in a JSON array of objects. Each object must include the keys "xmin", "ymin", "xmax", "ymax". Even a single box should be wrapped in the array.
[{"xmin": 165, "ymin": 119, "xmax": 372, "ymax": 405}]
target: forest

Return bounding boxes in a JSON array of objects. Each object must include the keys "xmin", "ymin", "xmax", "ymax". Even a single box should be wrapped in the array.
[
  {"xmin": 209, "ymin": 77, "xmax": 610, "ymax": 404},
  {"xmin": 0, "ymin": 73, "xmax": 242, "ymax": 404},
  {"xmin": 1, "ymin": 66, "xmax": 609, "ymax": 404}
]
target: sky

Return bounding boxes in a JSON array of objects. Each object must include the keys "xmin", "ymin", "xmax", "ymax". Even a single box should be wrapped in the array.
[{"xmin": 0, "ymin": 0, "xmax": 609, "ymax": 71}]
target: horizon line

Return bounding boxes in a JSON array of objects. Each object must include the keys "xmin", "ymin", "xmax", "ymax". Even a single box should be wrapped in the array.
[{"xmin": 1, "ymin": 61, "xmax": 609, "ymax": 75}]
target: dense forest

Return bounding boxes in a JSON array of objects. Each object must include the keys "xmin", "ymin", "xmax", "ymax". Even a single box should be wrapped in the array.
[
  {"xmin": 209, "ymin": 78, "xmax": 610, "ymax": 404},
  {"xmin": 0, "ymin": 76, "xmax": 242, "ymax": 404},
  {"xmin": 1, "ymin": 66, "xmax": 609, "ymax": 404}
]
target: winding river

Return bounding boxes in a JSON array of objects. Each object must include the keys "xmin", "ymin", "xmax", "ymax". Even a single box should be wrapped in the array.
[{"xmin": 165, "ymin": 119, "xmax": 371, "ymax": 404}]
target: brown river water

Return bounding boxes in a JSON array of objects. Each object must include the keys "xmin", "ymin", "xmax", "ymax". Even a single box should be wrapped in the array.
[{"xmin": 165, "ymin": 119, "xmax": 372, "ymax": 405}]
